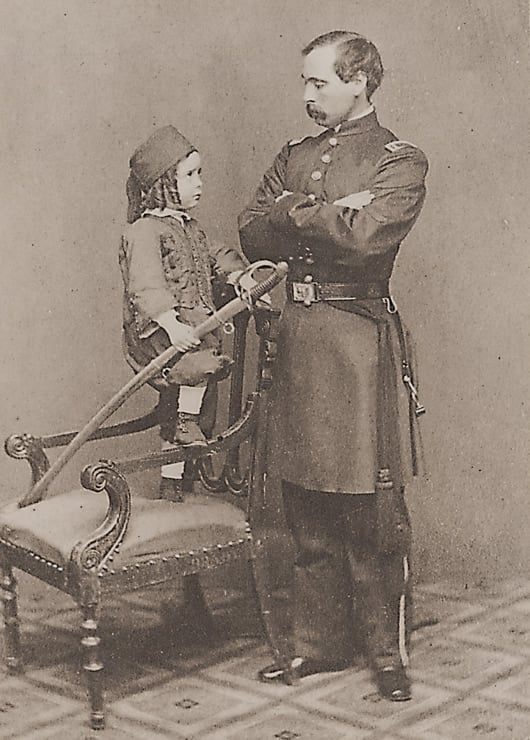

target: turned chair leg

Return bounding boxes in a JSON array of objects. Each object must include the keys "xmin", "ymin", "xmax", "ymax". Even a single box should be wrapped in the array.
[
  {"xmin": 80, "ymin": 604, "xmax": 105, "ymax": 730},
  {"xmin": 161, "ymin": 574, "xmax": 217, "ymax": 641},
  {"xmin": 183, "ymin": 574, "xmax": 214, "ymax": 622},
  {"xmin": 0, "ymin": 562, "xmax": 23, "ymax": 674}
]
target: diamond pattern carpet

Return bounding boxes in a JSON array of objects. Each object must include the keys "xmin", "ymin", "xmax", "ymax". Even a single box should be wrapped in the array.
[{"xmin": 1, "ymin": 567, "xmax": 529, "ymax": 739}]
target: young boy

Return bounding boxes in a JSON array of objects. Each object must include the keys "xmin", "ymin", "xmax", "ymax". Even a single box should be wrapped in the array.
[{"xmin": 120, "ymin": 125, "xmax": 249, "ymax": 500}]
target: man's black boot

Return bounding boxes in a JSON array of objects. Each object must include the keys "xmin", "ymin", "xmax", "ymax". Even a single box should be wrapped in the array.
[{"xmin": 375, "ymin": 665, "xmax": 412, "ymax": 702}]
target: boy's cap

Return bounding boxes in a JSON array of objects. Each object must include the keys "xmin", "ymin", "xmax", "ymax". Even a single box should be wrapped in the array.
[{"xmin": 130, "ymin": 125, "xmax": 195, "ymax": 190}]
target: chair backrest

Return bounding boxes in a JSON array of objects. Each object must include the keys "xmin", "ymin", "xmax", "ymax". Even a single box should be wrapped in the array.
[{"xmin": 4, "ymin": 307, "xmax": 280, "ymax": 511}]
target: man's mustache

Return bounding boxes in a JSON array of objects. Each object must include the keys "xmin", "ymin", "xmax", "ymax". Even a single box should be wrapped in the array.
[{"xmin": 306, "ymin": 104, "xmax": 326, "ymax": 121}]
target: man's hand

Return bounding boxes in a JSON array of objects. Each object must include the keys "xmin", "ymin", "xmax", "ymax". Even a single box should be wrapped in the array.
[{"xmin": 333, "ymin": 190, "xmax": 374, "ymax": 209}]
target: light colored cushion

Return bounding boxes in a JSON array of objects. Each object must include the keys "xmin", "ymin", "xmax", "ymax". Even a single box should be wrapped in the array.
[{"xmin": 0, "ymin": 490, "xmax": 248, "ymax": 567}]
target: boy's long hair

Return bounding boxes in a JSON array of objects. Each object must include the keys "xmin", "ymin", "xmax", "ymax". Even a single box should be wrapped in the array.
[{"xmin": 127, "ymin": 159, "xmax": 193, "ymax": 224}]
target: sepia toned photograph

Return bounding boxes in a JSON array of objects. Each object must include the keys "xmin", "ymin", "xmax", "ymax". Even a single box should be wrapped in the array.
[{"xmin": 0, "ymin": 1, "xmax": 528, "ymax": 736}]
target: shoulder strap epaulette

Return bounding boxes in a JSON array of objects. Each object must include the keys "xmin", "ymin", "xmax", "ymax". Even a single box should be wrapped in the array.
[
  {"xmin": 384, "ymin": 140, "xmax": 418, "ymax": 153},
  {"xmin": 288, "ymin": 133, "xmax": 318, "ymax": 147}
]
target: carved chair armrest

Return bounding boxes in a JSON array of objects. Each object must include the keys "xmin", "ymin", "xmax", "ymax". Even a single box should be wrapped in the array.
[
  {"xmin": 4, "ymin": 434, "xmax": 51, "ymax": 500},
  {"xmin": 69, "ymin": 460, "xmax": 131, "ymax": 582},
  {"xmin": 3, "ymin": 404, "xmax": 162, "ymax": 509}
]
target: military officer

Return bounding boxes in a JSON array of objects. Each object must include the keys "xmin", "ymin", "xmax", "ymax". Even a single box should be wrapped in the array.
[{"xmin": 239, "ymin": 30, "xmax": 428, "ymax": 701}]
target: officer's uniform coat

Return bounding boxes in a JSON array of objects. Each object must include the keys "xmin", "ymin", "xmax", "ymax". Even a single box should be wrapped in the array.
[{"xmin": 239, "ymin": 111, "xmax": 428, "ymax": 494}]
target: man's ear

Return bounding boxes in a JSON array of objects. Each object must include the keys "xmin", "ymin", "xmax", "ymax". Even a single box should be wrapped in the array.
[{"xmin": 351, "ymin": 71, "xmax": 368, "ymax": 96}]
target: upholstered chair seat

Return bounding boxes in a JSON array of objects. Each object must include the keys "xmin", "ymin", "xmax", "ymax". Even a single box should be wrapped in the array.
[{"xmin": 0, "ymin": 491, "xmax": 248, "ymax": 571}]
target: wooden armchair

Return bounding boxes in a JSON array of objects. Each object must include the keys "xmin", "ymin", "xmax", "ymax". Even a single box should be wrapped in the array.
[{"xmin": 0, "ymin": 302, "xmax": 281, "ymax": 731}]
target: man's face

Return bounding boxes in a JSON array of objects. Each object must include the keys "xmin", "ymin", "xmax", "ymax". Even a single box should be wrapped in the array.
[
  {"xmin": 302, "ymin": 45, "xmax": 360, "ymax": 128},
  {"xmin": 176, "ymin": 151, "xmax": 202, "ymax": 210}
]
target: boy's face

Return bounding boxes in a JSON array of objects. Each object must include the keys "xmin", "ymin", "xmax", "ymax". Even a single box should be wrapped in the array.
[{"xmin": 176, "ymin": 151, "xmax": 202, "ymax": 209}]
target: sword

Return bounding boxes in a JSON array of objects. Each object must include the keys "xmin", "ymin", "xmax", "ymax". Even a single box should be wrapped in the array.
[
  {"xmin": 24, "ymin": 261, "xmax": 288, "ymax": 505},
  {"xmin": 247, "ymin": 310, "xmax": 294, "ymax": 684}
]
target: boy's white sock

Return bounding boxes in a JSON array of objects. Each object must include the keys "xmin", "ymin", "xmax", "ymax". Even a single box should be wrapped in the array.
[
  {"xmin": 178, "ymin": 385, "xmax": 207, "ymax": 415},
  {"xmin": 161, "ymin": 385, "xmax": 207, "ymax": 479}
]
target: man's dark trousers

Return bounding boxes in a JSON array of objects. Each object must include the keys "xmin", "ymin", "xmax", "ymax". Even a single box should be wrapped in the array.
[{"xmin": 282, "ymin": 482, "xmax": 412, "ymax": 670}]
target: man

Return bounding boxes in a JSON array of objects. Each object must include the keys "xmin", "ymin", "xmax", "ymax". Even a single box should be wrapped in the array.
[{"xmin": 239, "ymin": 31, "xmax": 428, "ymax": 701}]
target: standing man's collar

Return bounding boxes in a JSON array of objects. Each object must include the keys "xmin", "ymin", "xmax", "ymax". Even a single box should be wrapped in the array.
[{"xmin": 334, "ymin": 108, "xmax": 378, "ymax": 135}]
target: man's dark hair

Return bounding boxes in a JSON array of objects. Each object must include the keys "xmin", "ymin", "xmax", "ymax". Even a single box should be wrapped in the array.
[{"xmin": 302, "ymin": 31, "xmax": 384, "ymax": 99}]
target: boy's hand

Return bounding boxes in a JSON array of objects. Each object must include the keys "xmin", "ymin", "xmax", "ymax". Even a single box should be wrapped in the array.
[
  {"xmin": 156, "ymin": 310, "xmax": 200, "ymax": 352},
  {"xmin": 333, "ymin": 190, "xmax": 374, "ymax": 209}
]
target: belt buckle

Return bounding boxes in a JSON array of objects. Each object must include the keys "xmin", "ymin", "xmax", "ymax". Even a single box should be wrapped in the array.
[{"xmin": 292, "ymin": 281, "xmax": 317, "ymax": 306}]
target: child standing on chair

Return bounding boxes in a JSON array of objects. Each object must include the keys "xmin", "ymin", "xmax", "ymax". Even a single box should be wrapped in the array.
[{"xmin": 119, "ymin": 125, "xmax": 248, "ymax": 499}]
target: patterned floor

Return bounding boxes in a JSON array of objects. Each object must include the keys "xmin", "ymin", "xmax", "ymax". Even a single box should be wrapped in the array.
[{"xmin": 0, "ymin": 568, "xmax": 529, "ymax": 739}]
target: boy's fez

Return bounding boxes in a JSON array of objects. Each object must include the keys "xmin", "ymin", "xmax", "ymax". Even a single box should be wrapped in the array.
[{"xmin": 129, "ymin": 125, "xmax": 195, "ymax": 191}]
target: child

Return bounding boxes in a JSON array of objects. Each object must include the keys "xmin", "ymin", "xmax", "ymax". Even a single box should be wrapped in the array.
[{"xmin": 119, "ymin": 125, "xmax": 249, "ymax": 500}]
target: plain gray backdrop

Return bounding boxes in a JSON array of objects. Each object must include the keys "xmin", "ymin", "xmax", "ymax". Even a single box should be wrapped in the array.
[{"xmin": 1, "ymin": 0, "xmax": 528, "ymax": 583}]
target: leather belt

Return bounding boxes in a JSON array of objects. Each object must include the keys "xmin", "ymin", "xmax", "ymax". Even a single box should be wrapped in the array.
[{"xmin": 287, "ymin": 280, "xmax": 389, "ymax": 306}]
